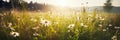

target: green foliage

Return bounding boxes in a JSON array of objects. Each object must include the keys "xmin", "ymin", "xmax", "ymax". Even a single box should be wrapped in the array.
[
  {"xmin": 0, "ymin": 11, "xmax": 119, "ymax": 40},
  {"xmin": 104, "ymin": 0, "xmax": 113, "ymax": 12}
]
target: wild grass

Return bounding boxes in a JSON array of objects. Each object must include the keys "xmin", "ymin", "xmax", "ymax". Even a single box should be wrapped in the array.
[{"xmin": 0, "ymin": 10, "xmax": 120, "ymax": 40}]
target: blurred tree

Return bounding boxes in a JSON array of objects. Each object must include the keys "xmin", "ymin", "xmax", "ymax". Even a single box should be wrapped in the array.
[
  {"xmin": 0, "ymin": 0, "xmax": 3, "ymax": 7},
  {"xmin": 9, "ymin": 0, "xmax": 28, "ymax": 11},
  {"xmin": 104, "ymin": 0, "xmax": 113, "ymax": 12},
  {"xmin": 10, "ymin": 0, "xmax": 18, "ymax": 8}
]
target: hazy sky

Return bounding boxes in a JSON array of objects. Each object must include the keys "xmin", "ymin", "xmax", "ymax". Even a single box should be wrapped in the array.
[{"xmin": 24, "ymin": 0, "xmax": 120, "ymax": 7}]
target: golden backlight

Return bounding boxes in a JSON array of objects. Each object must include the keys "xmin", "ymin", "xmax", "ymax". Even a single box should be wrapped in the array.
[
  {"xmin": 24, "ymin": 0, "xmax": 120, "ymax": 7},
  {"xmin": 56, "ymin": 0, "xmax": 67, "ymax": 7}
]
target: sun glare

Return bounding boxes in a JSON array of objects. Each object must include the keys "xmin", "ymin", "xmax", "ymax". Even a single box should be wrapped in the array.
[
  {"xmin": 56, "ymin": 0, "xmax": 67, "ymax": 7},
  {"xmin": 24, "ymin": 0, "xmax": 108, "ymax": 7}
]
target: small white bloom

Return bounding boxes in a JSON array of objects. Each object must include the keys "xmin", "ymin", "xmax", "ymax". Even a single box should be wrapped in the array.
[
  {"xmin": 68, "ymin": 24, "xmax": 75, "ymax": 29},
  {"xmin": 40, "ymin": 19, "xmax": 51, "ymax": 26},
  {"xmin": 99, "ymin": 17, "xmax": 105, "ymax": 21},
  {"xmin": 103, "ymin": 29, "xmax": 107, "ymax": 31},
  {"xmin": 80, "ymin": 23, "xmax": 88, "ymax": 28},
  {"xmin": 114, "ymin": 26, "xmax": 120, "ymax": 29},
  {"xmin": 109, "ymin": 24, "xmax": 112, "ymax": 27},
  {"xmin": 33, "ymin": 33, "xmax": 39, "ymax": 36},
  {"xmin": 111, "ymin": 35, "xmax": 117, "ymax": 40},
  {"xmin": 10, "ymin": 31, "xmax": 20, "ymax": 37}
]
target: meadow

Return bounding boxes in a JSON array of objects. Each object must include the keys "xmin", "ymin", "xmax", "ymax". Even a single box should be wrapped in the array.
[{"xmin": 0, "ymin": 10, "xmax": 120, "ymax": 40}]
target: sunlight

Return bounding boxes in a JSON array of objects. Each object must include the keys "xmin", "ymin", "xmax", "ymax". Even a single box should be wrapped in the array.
[
  {"xmin": 56, "ymin": 0, "xmax": 67, "ymax": 7},
  {"xmin": 24, "ymin": 0, "xmax": 106, "ymax": 7},
  {"xmin": 1, "ymin": 0, "xmax": 120, "ymax": 40}
]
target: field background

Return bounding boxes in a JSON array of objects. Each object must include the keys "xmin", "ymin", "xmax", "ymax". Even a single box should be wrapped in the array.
[{"xmin": 0, "ymin": 0, "xmax": 120, "ymax": 40}]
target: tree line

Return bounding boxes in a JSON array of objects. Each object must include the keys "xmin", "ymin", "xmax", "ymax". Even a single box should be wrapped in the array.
[
  {"xmin": 0, "ymin": 0, "xmax": 113, "ymax": 12},
  {"xmin": 0, "ymin": 0, "xmax": 49, "ymax": 11}
]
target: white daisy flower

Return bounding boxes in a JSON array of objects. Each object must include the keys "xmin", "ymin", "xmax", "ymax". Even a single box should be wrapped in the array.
[
  {"xmin": 10, "ymin": 31, "xmax": 20, "ymax": 37},
  {"xmin": 40, "ymin": 19, "xmax": 51, "ymax": 26},
  {"xmin": 68, "ymin": 24, "xmax": 75, "ymax": 29}
]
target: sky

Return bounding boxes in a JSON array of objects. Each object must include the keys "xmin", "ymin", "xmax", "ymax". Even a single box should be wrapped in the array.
[{"xmin": 24, "ymin": 0, "xmax": 120, "ymax": 7}]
